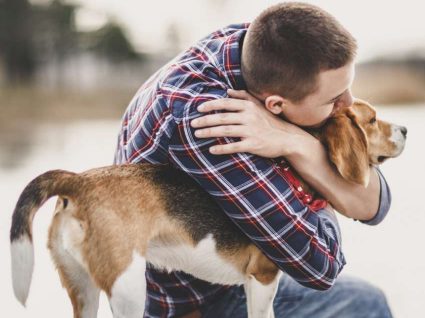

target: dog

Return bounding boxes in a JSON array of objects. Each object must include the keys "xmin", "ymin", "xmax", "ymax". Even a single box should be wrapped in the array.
[{"xmin": 10, "ymin": 99, "xmax": 406, "ymax": 318}]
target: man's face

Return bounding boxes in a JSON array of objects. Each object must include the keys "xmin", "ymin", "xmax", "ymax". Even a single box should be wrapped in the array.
[{"xmin": 280, "ymin": 62, "xmax": 355, "ymax": 128}]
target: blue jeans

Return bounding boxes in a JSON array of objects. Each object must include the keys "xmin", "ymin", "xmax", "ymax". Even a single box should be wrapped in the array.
[{"xmin": 200, "ymin": 275, "xmax": 392, "ymax": 318}]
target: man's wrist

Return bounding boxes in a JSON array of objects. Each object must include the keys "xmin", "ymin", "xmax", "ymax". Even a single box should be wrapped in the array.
[{"xmin": 284, "ymin": 133, "xmax": 322, "ymax": 161}]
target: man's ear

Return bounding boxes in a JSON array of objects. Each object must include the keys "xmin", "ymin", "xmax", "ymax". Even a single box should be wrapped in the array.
[
  {"xmin": 319, "ymin": 109, "xmax": 370, "ymax": 187},
  {"xmin": 264, "ymin": 95, "xmax": 285, "ymax": 114}
]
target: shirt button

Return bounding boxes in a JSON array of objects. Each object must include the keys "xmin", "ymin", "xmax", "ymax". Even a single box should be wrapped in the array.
[{"xmin": 297, "ymin": 186, "xmax": 303, "ymax": 192}]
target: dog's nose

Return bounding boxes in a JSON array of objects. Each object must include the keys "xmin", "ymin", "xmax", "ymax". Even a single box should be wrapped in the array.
[{"xmin": 400, "ymin": 126, "xmax": 407, "ymax": 137}]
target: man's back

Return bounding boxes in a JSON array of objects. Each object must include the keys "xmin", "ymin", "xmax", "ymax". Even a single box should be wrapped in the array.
[{"xmin": 114, "ymin": 24, "xmax": 248, "ymax": 167}]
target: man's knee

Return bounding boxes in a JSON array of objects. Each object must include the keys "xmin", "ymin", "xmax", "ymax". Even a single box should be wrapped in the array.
[
  {"xmin": 335, "ymin": 276, "xmax": 392, "ymax": 318},
  {"xmin": 271, "ymin": 274, "xmax": 393, "ymax": 318}
]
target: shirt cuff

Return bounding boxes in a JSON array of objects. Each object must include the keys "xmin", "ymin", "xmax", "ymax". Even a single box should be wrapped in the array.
[
  {"xmin": 318, "ymin": 206, "xmax": 346, "ymax": 268},
  {"xmin": 360, "ymin": 167, "xmax": 392, "ymax": 226}
]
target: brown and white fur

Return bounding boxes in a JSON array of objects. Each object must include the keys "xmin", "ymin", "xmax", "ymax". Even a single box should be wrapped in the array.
[{"xmin": 10, "ymin": 99, "xmax": 406, "ymax": 318}]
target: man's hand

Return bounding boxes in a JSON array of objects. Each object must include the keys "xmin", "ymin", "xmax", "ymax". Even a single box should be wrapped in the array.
[{"xmin": 190, "ymin": 89, "xmax": 313, "ymax": 158}]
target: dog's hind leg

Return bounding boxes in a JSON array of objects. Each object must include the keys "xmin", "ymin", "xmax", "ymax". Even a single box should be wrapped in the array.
[
  {"xmin": 54, "ymin": 254, "xmax": 100, "ymax": 318},
  {"xmin": 108, "ymin": 251, "xmax": 147, "ymax": 318},
  {"xmin": 244, "ymin": 272, "xmax": 281, "ymax": 318},
  {"xmin": 48, "ymin": 201, "xmax": 100, "ymax": 318}
]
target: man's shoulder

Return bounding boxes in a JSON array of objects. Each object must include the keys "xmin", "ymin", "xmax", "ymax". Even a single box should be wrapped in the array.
[
  {"xmin": 197, "ymin": 23, "xmax": 250, "ymax": 44},
  {"xmin": 130, "ymin": 23, "xmax": 248, "ymax": 123},
  {"xmin": 157, "ymin": 27, "xmax": 243, "ymax": 119},
  {"xmin": 162, "ymin": 23, "xmax": 249, "ymax": 85}
]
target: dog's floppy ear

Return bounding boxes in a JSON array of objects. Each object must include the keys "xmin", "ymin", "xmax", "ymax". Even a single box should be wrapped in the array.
[{"xmin": 320, "ymin": 109, "xmax": 370, "ymax": 187}]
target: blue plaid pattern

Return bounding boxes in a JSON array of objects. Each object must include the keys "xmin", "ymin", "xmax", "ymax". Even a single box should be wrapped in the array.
[{"xmin": 114, "ymin": 23, "xmax": 346, "ymax": 318}]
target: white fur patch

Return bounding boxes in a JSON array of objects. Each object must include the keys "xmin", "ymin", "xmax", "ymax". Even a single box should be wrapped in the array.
[
  {"xmin": 109, "ymin": 252, "xmax": 147, "ymax": 318},
  {"xmin": 51, "ymin": 214, "xmax": 100, "ymax": 318},
  {"xmin": 54, "ymin": 246, "xmax": 100, "ymax": 318},
  {"xmin": 390, "ymin": 124, "xmax": 406, "ymax": 154},
  {"xmin": 61, "ymin": 216, "xmax": 88, "ymax": 269},
  {"xmin": 11, "ymin": 235, "xmax": 34, "ymax": 306},
  {"xmin": 245, "ymin": 272, "xmax": 282, "ymax": 318},
  {"xmin": 146, "ymin": 234, "xmax": 245, "ymax": 285}
]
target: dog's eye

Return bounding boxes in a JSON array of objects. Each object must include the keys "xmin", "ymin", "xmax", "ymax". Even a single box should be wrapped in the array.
[{"xmin": 369, "ymin": 117, "xmax": 376, "ymax": 124}]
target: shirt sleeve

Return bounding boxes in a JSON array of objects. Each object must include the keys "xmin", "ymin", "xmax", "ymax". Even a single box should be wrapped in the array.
[
  {"xmin": 359, "ymin": 167, "xmax": 392, "ymax": 226},
  {"xmin": 167, "ymin": 87, "xmax": 346, "ymax": 291}
]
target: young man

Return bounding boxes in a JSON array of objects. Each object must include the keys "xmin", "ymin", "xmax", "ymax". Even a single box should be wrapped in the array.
[{"xmin": 114, "ymin": 2, "xmax": 392, "ymax": 317}]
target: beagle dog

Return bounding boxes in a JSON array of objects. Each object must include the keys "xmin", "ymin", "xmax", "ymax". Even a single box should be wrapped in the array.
[{"xmin": 10, "ymin": 99, "xmax": 406, "ymax": 318}]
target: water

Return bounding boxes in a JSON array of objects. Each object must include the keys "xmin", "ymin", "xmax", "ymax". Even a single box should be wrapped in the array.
[{"xmin": 1, "ymin": 104, "xmax": 424, "ymax": 317}]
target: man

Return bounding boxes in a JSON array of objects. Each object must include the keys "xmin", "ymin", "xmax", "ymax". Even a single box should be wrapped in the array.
[{"xmin": 114, "ymin": 2, "xmax": 392, "ymax": 317}]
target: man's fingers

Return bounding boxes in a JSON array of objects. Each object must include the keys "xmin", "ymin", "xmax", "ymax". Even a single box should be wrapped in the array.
[
  {"xmin": 191, "ymin": 112, "xmax": 244, "ymax": 128},
  {"xmin": 227, "ymin": 89, "xmax": 253, "ymax": 101},
  {"xmin": 197, "ymin": 98, "xmax": 250, "ymax": 112},
  {"xmin": 209, "ymin": 140, "xmax": 250, "ymax": 155},
  {"xmin": 194, "ymin": 125, "xmax": 248, "ymax": 138}
]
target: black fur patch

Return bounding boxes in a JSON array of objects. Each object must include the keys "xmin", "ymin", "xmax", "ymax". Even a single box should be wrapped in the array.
[{"xmin": 143, "ymin": 165, "xmax": 251, "ymax": 251}]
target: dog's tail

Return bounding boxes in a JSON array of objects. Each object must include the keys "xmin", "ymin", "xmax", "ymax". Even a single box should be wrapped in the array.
[{"xmin": 10, "ymin": 170, "xmax": 77, "ymax": 306}]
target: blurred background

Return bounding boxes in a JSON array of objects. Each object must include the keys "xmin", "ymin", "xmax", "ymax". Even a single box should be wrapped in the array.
[{"xmin": 1, "ymin": 0, "xmax": 424, "ymax": 317}]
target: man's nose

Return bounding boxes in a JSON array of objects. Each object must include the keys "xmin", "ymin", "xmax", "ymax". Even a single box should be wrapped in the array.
[{"xmin": 335, "ymin": 91, "xmax": 353, "ymax": 108}]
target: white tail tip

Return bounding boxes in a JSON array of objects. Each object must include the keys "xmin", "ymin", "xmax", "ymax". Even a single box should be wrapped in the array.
[{"xmin": 11, "ymin": 236, "xmax": 34, "ymax": 306}]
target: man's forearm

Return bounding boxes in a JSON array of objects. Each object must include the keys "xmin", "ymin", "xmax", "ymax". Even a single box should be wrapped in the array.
[{"xmin": 286, "ymin": 136, "xmax": 380, "ymax": 220}]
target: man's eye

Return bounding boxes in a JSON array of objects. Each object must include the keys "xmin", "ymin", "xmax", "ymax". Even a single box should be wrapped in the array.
[{"xmin": 369, "ymin": 117, "xmax": 376, "ymax": 124}]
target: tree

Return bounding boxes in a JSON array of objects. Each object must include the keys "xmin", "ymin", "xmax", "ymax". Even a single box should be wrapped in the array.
[
  {"xmin": 82, "ymin": 21, "xmax": 141, "ymax": 61},
  {"xmin": 0, "ymin": 0, "xmax": 36, "ymax": 83}
]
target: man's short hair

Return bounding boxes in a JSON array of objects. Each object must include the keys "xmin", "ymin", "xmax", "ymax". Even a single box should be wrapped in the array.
[{"xmin": 242, "ymin": 2, "xmax": 357, "ymax": 102}]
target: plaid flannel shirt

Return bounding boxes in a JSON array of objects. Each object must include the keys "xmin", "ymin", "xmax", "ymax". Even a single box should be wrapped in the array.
[{"xmin": 114, "ymin": 23, "xmax": 358, "ymax": 318}]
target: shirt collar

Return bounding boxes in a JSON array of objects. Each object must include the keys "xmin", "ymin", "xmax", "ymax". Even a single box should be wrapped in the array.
[{"xmin": 222, "ymin": 24, "xmax": 249, "ymax": 91}]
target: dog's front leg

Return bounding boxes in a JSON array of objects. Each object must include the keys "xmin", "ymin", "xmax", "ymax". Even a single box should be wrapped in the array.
[{"xmin": 244, "ymin": 271, "xmax": 281, "ymax": 318}]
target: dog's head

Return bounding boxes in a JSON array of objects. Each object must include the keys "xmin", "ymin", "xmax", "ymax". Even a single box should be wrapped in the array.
[{"xmin": 317, "ymin": 99, "xmax": 407, "ymax": 187}]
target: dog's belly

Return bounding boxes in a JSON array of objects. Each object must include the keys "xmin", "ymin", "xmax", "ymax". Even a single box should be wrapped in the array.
[{"xmin": 145, "ymin": 234, "xmax": 246, "ymax": 285}]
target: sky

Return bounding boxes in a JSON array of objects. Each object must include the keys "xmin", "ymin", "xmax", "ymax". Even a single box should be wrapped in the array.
[{"xmin": 70, "ymin": 0, "xmax": 425, "ymax": 62}]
